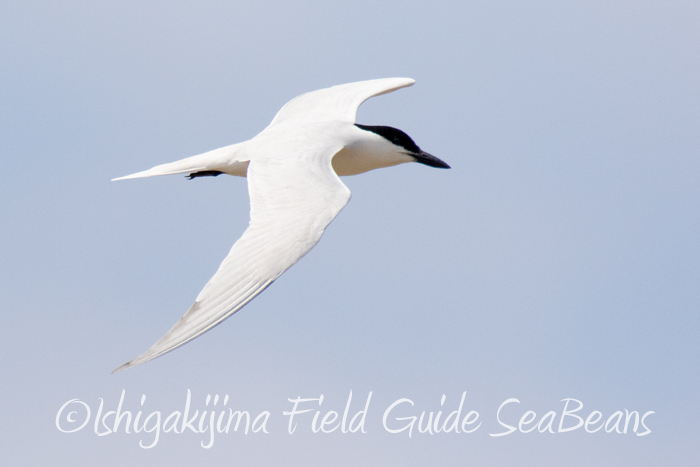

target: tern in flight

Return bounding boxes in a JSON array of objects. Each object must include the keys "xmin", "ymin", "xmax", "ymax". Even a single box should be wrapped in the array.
[{"xmin": 113, "ymin": 78, "xmax": 450, "ymax": 372}]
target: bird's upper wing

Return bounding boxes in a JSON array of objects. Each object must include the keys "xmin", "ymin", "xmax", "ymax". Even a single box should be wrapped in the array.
[
  {"xmin": 113, "ymin": 78, "xmax": 417, "ymax": 372},
  {"xmin": 113, "ymin": 137, "xmax": 351, "ymax": 372},
  {"xmin": 267, "ymin": 77, "xmax": 415, "ymax": 128}
]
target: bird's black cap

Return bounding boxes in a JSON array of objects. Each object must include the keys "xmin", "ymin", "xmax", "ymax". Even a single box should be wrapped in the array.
[{"xmin": 355, "ymin": 124, "xmax": 450, "ymax": 169}]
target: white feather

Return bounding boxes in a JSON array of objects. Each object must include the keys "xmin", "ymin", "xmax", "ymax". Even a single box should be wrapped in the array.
[{"xmin": 113, "ymin": 78, "xmax": 420, "ymax": 372}]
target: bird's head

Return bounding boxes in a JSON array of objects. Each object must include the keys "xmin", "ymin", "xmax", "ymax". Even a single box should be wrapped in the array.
[{"xmin": 354, "ymin": 124, "xmax": 451, "ymax": 169}]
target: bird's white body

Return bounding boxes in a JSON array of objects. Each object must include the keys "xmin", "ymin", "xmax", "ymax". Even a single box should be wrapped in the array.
[
  {"xmin": 113, "ymin": 78, "xmax": 446, "ymax": 372},
  {"xmin": 114, "ymin": 114, "xmax": 414, "ymax": 181}
]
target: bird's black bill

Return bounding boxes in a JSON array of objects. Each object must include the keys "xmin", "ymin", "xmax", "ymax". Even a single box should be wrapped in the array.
[{"xmin": 412, "ymin": 151, "xmax": 450, "ymax": 169}]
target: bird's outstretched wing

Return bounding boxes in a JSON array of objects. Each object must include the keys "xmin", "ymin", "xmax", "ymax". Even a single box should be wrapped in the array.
[
  {"xmin": 113, "ymin": 78, "xmax": 416, "ymax": 372},
  {"xmin": 114, "ymin": 139, "xmax": 350, "ymax": 372},
  {"xmin": 267, "ymin": 77, "xmax": 415, "ymax": 128},
  {"xmin": 112, "ymin": 78, "xmax": 414, "ymax": 182}
]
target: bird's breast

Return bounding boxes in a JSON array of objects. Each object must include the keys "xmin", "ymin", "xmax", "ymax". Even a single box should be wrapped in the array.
[{"xmin": 331, "ymin": 142, "xmax": 413, "ymax": 176}]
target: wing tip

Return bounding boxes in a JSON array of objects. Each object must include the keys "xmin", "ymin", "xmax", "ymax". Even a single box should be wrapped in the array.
[
  {"xmin": 112, "ymin": 351, "xmax": 153, "ymax": 373},
  {"xmin": 112, "ymin": 355, "xmax": 149, "ymax": 373},
  {"xmin": 111, "ymin": 361, "xmax": 133, "ymax": 374},
  {"xmin": 384, "ymin": 77, "xmax": 415, "ymax": 88}
]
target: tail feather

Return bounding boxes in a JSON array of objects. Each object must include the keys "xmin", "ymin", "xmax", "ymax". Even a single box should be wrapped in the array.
[
  {"xmin": 112, "ymin": 142, "xmax": 246, "ymax": 181},
  {"xmin": 112, "ymin": 166, "xmax": 206, "ymax": 181},
  {"xmin": 112, "ymin": 165, "xmax": 206, "ymax": 181}
]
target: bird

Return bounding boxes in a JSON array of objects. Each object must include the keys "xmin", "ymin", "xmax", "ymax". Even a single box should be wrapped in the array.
[{"xmin": 112, "ymin": 78, "xmax": 450, "ymax": 372}]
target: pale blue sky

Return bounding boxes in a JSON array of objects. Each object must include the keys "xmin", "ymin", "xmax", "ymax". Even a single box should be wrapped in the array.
[{"xmin": 1, "ymin": 1, "xmax": 699, "ymax": 465}]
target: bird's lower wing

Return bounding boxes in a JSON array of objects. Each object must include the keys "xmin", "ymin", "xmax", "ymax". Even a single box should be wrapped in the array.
[{"xmin": 114, "ymin": 141, "xmax": 350, "ymax": 372}]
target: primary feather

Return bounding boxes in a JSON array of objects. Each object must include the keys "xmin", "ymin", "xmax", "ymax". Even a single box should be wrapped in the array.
[{"xmin": 113, "ymin": 78, "xmax": 417, "ymax": 372}]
